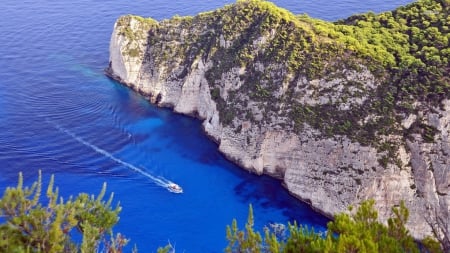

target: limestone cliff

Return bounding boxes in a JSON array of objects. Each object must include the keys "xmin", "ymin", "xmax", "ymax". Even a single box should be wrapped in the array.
[{"xmin": 107, "ymin": 0, "xmax": 449, "ymax": 242}]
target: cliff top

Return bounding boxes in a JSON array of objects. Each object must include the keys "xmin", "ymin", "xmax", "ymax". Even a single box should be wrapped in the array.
[
  {"xmin": 109, "ymin": 1, "xmax": 450, "ymax": 242},
  {"xmin": 114, "ymin": 0, "xmax": 449, "ymax": 167}
]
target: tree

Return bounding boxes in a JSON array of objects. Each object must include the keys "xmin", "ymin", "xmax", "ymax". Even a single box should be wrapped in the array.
[
  {"xmin": 425, "ymin": 203, "xmax": 450, "ymax": 252},
  {"xmin": 226, "ymin": 204, "xmax": 263, "ymax": 253},
  {"xmin": 0, "ymin": 171, "xmax": 128, "ymax": 253},
  {"xmin": 387, "ymin": 201, "xmax": 417, "ymax": 251},
  {"xmin": 226, "ymin": 200, "xmax": 443, "ymax": 253}
]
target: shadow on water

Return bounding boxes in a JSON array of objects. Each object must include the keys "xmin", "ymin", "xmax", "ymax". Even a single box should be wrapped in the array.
[
  {"xmin": 108, "ymin": 77, "xmax": 330, "ymax": 219},
  {"xmin": 234, "ymin": 175, "xmax": 330, "ymax": 226},
  {"xmin": 0, "ymin": 0, "xmax": 417, "ymax": 251},
  {"xmin": 108, "ymin": 78, "xmax": 221, "ymax": 164}
]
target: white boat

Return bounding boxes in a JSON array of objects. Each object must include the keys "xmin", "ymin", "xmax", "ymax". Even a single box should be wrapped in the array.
[{"xmin": 168, "ymin": 183, "xmax": 183, "ymax": 193}]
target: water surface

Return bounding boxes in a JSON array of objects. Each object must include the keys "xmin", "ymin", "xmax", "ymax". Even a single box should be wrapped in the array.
[{"xmin": 0, "ymin": 0, "xmax": 413, "ymax": 252}]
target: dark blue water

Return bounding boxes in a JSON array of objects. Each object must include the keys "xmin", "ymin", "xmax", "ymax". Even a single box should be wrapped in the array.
[{"xmin": 0, "ymin": 0, "xmax": 413, "ymax": 252}]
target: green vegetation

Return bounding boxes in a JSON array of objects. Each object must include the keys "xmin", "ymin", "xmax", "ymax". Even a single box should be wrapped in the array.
[
  {"xmin": 129, "ymin": 0, "xmax": 448, "ymax": 169},
  {"xmin": 0, "ymin": 171, "xmax": 178, "ymax": 253},
  {"xmin": 111, "ymin": 2, "xmax": 449, "ymax": 248},
  {"xmin": 0, "ymin": 171, "xmax": 129, "ymax": 253},
  {"xmin": 226, "ymin": 201, "xmax": 443, "ymax": 253},
  {"xmin": 116, "ymin": 15, "xmax": 158, "ymax": 57},
  {"xmin": 1, "ymin": 172, "xmax": 446, "ymax": 251},
  {"xmin": 116, "ymin": 15, "xmax": 158, "ymax": 30}
]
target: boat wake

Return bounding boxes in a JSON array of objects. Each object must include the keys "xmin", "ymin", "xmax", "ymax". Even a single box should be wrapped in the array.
[{"xmin": 51, "ymin": 122, "xmax": 182, "ymax": 193}]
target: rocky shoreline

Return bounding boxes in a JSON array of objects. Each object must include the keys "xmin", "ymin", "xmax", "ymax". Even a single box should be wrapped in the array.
[{"xmin": 106, "ymin": 0, "xmax": 449, "ymax": 242}]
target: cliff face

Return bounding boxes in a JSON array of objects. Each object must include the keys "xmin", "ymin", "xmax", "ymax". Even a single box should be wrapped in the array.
[{"xmin": 107, "ymin": 0, "xmax": 449, "ymax": 241}]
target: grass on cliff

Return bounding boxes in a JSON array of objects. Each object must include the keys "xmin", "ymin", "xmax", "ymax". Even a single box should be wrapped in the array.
[
  {"xmin": 115, "ymin": 0, "xmax": 449, "ymax": 169},
  {"xmin": 203, "ymin": 0, "xmax": 449, "ymax": 167},
  {"xmin": 209, "ymin": 0, "xmax": 450, "ymax": 167}
]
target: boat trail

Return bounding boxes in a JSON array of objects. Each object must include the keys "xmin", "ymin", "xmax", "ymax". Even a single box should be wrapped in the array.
[{"xmin": 51, "ymin": 122, "xmax": 178, "ymax": 191}]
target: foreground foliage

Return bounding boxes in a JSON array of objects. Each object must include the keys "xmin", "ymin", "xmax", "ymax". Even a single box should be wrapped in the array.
[
  {"xmin": 226, "ymin": 201, "xmax": 443, "ymax": 253},
  {"xmin": 0, "ymin": 171, "xmax": 128, "ymax": 253},
  {"xmin": 0, "ymin": 172, "xmax": 444, "ymax": 252}
]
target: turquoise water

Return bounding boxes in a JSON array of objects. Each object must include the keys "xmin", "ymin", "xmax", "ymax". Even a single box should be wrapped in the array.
[{"xmin": 0, "ymin": 0, "xmax": 412, "ymax": 252}]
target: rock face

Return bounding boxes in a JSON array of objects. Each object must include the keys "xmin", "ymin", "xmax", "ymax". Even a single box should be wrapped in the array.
[{"xmin": 107, "ymin": 1, "xmax": 449, "ymax": 241}]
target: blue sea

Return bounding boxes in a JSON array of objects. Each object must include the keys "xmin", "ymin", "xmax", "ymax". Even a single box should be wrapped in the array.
[{"xmin": 0, "ymin": 0, "xmax": 413, "ymax": 252}]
